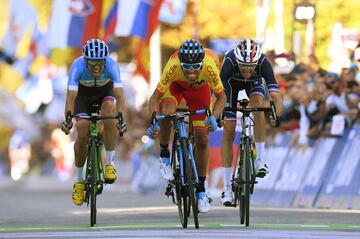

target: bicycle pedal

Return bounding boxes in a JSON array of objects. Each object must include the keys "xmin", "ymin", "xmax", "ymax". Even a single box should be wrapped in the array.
[{"xmin": 104, "ymin": 179, "xmax": 115, "ymax": 184}]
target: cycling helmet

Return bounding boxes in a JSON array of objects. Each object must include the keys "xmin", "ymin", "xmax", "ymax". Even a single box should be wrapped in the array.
[
  {"xmin": 234, "ymin": 39, "xmax": 262, "ymax": 64},
  {"xmin": 178, "ymin": 39, "xmax": 205, "ymax": 64},
  {"xmin": 82, "ymin": 39, "xmax": 109, "ymax": 60}
]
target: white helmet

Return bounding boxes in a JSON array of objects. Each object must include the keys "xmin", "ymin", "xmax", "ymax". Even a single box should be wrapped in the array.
[{"xmin": 234, "ymin": 39, "xmax": 262, "ymax": 64}]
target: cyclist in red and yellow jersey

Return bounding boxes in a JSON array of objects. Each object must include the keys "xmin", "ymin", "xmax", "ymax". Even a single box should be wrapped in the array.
[{"xmin": 148, "ymin": 39, "xmax": 226, "ymax": 213}]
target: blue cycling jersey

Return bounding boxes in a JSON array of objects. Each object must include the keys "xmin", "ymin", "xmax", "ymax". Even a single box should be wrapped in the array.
[{"xmin": 67, "ymin": 56, "xmax": 123, "ymax": 91}]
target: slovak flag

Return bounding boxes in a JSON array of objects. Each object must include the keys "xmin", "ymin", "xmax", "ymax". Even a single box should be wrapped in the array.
[
  {"xmin": 47, "ymin": 0, "xmax": 103, "ymax": 49},
  {"xmin": 106, "ymin": 0, "xmax": 164, "ymax": 40}
]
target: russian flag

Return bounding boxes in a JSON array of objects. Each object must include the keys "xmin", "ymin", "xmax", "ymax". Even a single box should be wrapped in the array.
[
  {"xmin": 113, "ymin": 0, "xmax": 164, "ymax": 41},
  {"xmin": 47, "ymin": 0, "xmax": 103, "ymax": 49}
]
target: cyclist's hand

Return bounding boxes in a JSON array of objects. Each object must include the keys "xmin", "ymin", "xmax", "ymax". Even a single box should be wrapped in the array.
[
  {"xmin": 117, "ymin": 122, "xmax": 127, "ymax": 136},
  {"xmin": 147, "ymin": 123, "xmax": 160, "ymax": 139},
  {"xmin": 61, "ymin": 120, "xmax": 73, "ymax": 135},
  {"xmin": 269, "ymin": 114, "xmax": 280, "ymax": 128},
  {"xmin": 205, "ymin": 115, "xmax": 218, "ymax": 132}
]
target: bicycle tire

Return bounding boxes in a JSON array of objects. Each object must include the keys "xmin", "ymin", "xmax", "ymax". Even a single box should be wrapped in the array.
[
  {"xmin": 181, "ymin": 138, "xmax": 199, "ymax": 229},
  {"xmin": 172, "ymin": 145, "xmax": 188, "ymax": 228},
  {"xmin": 89, "ymin": 140, "xmax": 97, "ymax": 227},
  {"xmin": 244, "ymin": 138, "xmax": 251, "ymax": 226}
]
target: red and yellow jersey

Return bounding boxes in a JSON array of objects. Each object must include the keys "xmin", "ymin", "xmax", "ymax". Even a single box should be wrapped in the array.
[{"xmin": 156, "ymin": 50, "xmax": 224, "ymax": 96}]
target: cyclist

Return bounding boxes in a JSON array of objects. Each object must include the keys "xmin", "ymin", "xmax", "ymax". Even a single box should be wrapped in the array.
[
  {"xmin": 220, "ymin": 39, "xmax": 283, "ymax": 205},
  {"xmin": 148, "ymin": 39, "xmax": 226, "ymax": 213},
  {"xmin": 61, "ymin": 39, "xmax": 127, "ymax": 206}
]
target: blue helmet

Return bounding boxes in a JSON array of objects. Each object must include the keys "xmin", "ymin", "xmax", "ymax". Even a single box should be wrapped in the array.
[
  {"xmin": 178, "ymin": 39, "xmax": 205, "ymax": 64},
  {"xmin": 82, "ymin": 39, "xmax": 109, "ymax": 60}
]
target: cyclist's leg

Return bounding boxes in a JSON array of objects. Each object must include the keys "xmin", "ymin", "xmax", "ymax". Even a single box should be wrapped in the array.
[
  {"xmin": 221, "ymin": 79, "xmax": 240, "ymax": 204},
  {"xmin": 158, "ymin": 84, "xmax": 180, "ymax": 180},
  {"xmin": 184, "ymin": 84, "xmax": 211, "ymax": 213},
  {"xmin": 72, "ymin": 98, "xmax": 91, "ymax": 205},
  {"xmin": 248, "ymin": 79, "xmax": 268, "ymax": 177}
]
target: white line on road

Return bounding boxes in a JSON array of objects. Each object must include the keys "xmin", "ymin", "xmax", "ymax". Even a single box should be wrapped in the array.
[{"xmin": 300, "ymin": 225, "xmax": 330, "ymax": 228}]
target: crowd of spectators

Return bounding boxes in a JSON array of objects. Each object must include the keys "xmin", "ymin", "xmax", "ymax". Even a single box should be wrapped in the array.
[{"xmin": 0, "ymin": 43, "xmax": 359, "ymax": 184}]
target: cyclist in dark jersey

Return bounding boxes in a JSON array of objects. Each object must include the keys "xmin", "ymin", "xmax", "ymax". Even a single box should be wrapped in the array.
[
  {"xmin": 61, "ymin": 39, "xmax": 127, "ymax": 206},
  {"xmin": 220, "ymin": 39, "xmax": 283, "ymax": 205}
]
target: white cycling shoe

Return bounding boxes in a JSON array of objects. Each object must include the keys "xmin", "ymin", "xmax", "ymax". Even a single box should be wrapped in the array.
[
  {"xmin": 197, "ymin": 193, "xmax": 211, "ymax": 213},
  {"xmin": 159, "ymin": 158, "xmax": 174, "ymax": 181},
  {"xmin": 220, "ymin": 186, "xmax": 234, "ymax": 206},
  {"xmin": 255, "ymin": 159, "xmax": 269, "ymax": 178}
]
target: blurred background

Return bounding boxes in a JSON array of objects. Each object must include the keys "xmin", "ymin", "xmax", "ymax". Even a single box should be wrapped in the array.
[{"xmin": 0, "ymin": 0, "xmax": 359, "ymax": 209}]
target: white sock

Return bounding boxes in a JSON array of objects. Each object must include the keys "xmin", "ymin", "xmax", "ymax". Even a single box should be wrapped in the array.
[
  {"xmin": 255, "ymin": 142, "xmax": 265, "ymax": 162},
  {"xmin": 76, "ymin": 166, "xmax": 84, "ymax": 182},
  {"xmin": 223, "ymin": 167, "xmax": 232, "ymax": 190},
  {"xmin": 106, "ymin": 150, "xmax": 115, "ymax": 165}
]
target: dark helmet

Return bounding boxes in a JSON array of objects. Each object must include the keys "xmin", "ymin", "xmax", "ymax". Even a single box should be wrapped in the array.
[
  {"xmin": 178, "ymin": 39, "xmax": 205, "ymax": 64},
  {"xmin": 234, "ymin": 39, "xmax": 262, "ymax": 64},
  {"xmin": 82, "ymin": 38, "xmax": 109, "ymax": 60}
]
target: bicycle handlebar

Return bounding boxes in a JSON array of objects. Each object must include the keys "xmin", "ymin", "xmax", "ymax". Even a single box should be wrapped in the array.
[
  {"xmin": 65, "ymin": 111, "xmax": 125, "ymax": 136},
  {"xmin": 222, "ymin": 100, "xmax": 279, "ymax": 126},
  {"xmin": 152, "ymin": 107, "xmax": 211, "ymax": 122}
]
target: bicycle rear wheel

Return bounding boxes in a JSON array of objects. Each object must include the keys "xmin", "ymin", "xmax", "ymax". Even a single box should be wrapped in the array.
[
  {"xmin": 89, "ymin": 141, "xmax": 98, "ymax": 227},
  {"xmin": 172, "ymin": 146, "xmax": 188, "ymax": 228},
  {"xmin": 181, "ymin": 138, "xmax": 199, "ymax": 229}
]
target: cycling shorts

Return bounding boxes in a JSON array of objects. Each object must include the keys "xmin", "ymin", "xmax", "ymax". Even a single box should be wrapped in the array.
[
  {"xmin": 224, "ymin": 78, "xmax": 265, "ymax": 120},
  {"xmin": 74, "ymin": 82, "xmax": 115, "ymax": 118},
  {"xmin": 160, "ymin": 82, "xmax": 212, "ymax": 128}
]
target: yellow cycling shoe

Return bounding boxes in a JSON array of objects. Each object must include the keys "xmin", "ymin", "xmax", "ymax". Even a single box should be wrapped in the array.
[
  {"xmin": 72, "ymin": 181, "xmax": 85, "ymax": 206},
  {"xmin": 105, "ymin": 164, "xmax": 117, "ymax": 183}
]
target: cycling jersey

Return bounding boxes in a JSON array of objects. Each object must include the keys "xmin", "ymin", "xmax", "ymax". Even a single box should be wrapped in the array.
[
  {"xmin": 156, "ymin": 51, "xmax": 224, "ymax": 96},
  {"xmin": 220, "ymin": 49, "xmax": 279, "ymax": 119},
  {"xmin": 156, "ymin": 51, "xmax": 224, "ymax": 128},
  {"xmin": 67, "ymin": 56, "xmax": 122, "ymax": 92},
  {"xmin": 67, "ymin": 56, "xmax": 123, "ymax": 116}
]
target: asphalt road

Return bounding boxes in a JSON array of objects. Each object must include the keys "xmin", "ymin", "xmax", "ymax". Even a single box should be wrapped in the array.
[{"xmin": 1, "ymin": 176, "xmax": 360, "ymax": 239}]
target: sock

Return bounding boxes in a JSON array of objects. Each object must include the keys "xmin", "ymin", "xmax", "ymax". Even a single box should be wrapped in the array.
[
  {"xmin": 106, "ymin": 150, "xmax": 115, "ymax": 165},
  {"xmin": 196, "ymin": 176, "xmax": 206, "ymax": 193},
  {"xmin": 160, "ymin": 144, "xmax": 170, "ymax": 164},
  {"xmin": 197, "ymin": 191, "xmax": 205, "ymax": 200},
  {"xmin": 76, "ymin": 166, "xmax": 84, "ymax": 182},
  {"xmin": 255, "ymin": 142, "xmax": 265, "ymax": 161},
  {"xmin": 223, "ymin": 167, "xmax": 232, "ymax": 190}
]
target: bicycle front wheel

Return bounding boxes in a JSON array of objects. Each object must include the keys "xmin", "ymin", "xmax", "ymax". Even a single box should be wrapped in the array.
[
  {"xmin": 172, "ymin": 146, "xmax": 188, "ymax": 228},
  {"xmin": 181, "ymin": 138, "xmax": 199, "ymax": 229},
  {"xmin": 88, "ymin": 140, "xmax": 98, "ymax": 227},
  {"xmin": 239, "ymin": 138, "xmax": 251, "ymax": 226}
]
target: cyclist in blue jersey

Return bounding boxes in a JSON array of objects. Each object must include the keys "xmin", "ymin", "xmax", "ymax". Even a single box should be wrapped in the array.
[
  {"xmin": 61, "ymin": 39, "xmax": 127, "ymax": 206},
  {"xmin": 220, "ymin": 39, "xmax": 283, "ymax": 206}
]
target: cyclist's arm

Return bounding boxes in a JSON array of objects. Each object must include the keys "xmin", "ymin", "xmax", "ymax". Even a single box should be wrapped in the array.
[
  {"xmin": 149, "ymin": 89, "xmax": 163, "ymax": 116},
  {"xmin": 269, "ymin": 91, "xmax": 283, "ymax": 116},
  {"xmin": 65, "ymin": 90, "xmax": 77, "ymax": 116},
  {"xmin": 113, "ymin": 87, "xmax": 125, "ymax": 115},
  {"xmin": 220, "ymin": 56, "xmax": 235, "ymax": 107},
  {"xmin": 213, "ymin": 91, "xmax": 227, "ymax": 119}
]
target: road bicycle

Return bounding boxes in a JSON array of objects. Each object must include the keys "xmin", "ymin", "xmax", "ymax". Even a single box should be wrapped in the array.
[
  {"xmin": 150, "ymin": 108, "xmax": 210, "ymax": 229},
  {"xmin": 65, "ymin": 106, "xmax": 124, "ymax": 227},
  {"xmin": 224, "ymin": 99, "xmax": 277, "ymax": 226}
]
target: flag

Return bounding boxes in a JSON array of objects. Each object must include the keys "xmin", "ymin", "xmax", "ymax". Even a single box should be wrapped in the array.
[
  {"xmin": 47, "ymin": 0, "xmax": 103, "ymax": 49},
  {"xmin": 159, "ymin": 0, "xmax": 187, "ymax": 25},
  {"xmin": 113, "ymin": 0, "xmax": 164, "ymax": 40},
  {"xmin": 103, "ymin": 1, "xmax": 118, "ymax": 42},
  {"xmin": 1, "ymin": 0, "xmax": 38, "ymax": 57}
]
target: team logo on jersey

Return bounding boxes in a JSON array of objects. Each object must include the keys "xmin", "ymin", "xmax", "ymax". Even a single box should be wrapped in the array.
[
  {"xmin": 206, "ymin": 65, "xmax": 219, "ymax": 85},
  {"xmin": 69, "ymin": 0, "xmax": 94, "ymax": 17},
  {"xmin": 162, "ymin": 65, "xmax": 177, "ymax": 85},
  {"xmin": 194, "ymin": 79, "xmax": 205, "ymax": 86}
]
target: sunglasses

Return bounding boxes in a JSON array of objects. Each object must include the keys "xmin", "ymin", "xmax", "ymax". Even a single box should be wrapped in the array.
[
  {"xmin": 238, "ymin": 62, "xmax": 257, "ymax": 71},
  {"xmin": 181, "ymin": 62, "xmax": 202, "ymax": 71},
  {"xmin": 87, "ymin": 59, "xmax": 105, "ymax": 68}
]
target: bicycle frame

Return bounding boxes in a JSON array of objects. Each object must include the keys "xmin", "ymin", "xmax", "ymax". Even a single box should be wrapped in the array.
[
  {"xmin": 224, "ymin": 99, "xmax": 277, "ymax": 226},
  {"xmin": 66, "ymin": 110, "xmax": 124, "ymax": 227},
  {"xmin": 153, "ymin": 108, "xmax": 210, "ymax": 229}
]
